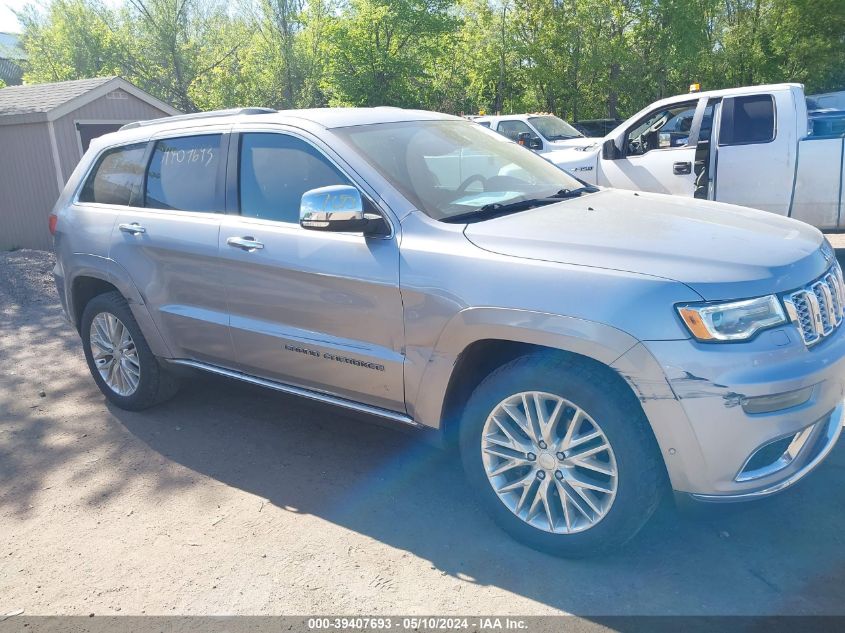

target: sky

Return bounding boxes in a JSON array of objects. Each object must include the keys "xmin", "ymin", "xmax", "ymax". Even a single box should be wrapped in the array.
[{"xmin": 0, "ymin": 0, "xmax": 28, "ymax": 33}]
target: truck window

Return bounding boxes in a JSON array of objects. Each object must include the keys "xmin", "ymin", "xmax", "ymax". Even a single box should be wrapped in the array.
[
  {"xmin": 238, "ymin": 133, "xmax": 351, "ymax": 224},
  {"xmin": 624, "ymin": 101, "xmax": 698, "ymax": 156},
  {"xmin": 145, "ymin": 135, "xmax": 223, "ymax": 212},
  {"xmin": 497, "ymin": 120, "xmax": 536, "ymax": 142},
  {"xmin": 718, "ymin": 94, "xmax": 775, "ymax": 145},
  {"xmin": 78, "ymin": 143, "xmax": 147, "ymax": 206}
]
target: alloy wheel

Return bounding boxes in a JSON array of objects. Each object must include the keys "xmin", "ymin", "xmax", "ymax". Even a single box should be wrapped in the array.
[
  {"xmin": 481, "ymin": 391, "xmax": 618, "ymax": 534},
  {"xmin": 89, "ymin": 312, "xmax": 141, "ymax": 397}
]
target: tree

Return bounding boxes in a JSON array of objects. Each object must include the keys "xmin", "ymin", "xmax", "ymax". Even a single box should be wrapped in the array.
[{"xmin": 321, "ymin": 0, "xmax": 456, "ymax": 108}]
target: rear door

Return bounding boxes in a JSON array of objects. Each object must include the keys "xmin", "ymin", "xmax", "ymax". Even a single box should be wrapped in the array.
[
  {"xmin": 712, "ymin": 92, "xmax": 793, "ymax": 214},
  {"xmin": 599, "ymin": 99, "xmax": 710, "ymax": 196},
  {"xmin": 218, "ymin": 128, "xmax": 405, "ymax": 411},
  {"xmin": 110, "ymin": 128, "xmax": 235, "ymax": 365}
]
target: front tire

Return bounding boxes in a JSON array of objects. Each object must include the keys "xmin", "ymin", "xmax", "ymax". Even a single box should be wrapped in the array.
[
  {"xmin": 81, "ymin": 291, "xmax": 179, "ymax": 410},
  {"xmin": 459, "ymin": 353, "xmax": 665, "ymax": 557}
]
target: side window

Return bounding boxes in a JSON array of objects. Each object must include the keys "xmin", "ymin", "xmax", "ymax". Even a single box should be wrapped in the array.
[
  {"xmin": 476, "ymin": 121, "xmax": 491, "ymax": 128},
  {"xmin": 625, "ymin": 101, "xmax": 698, "ymax": 156},
  {"xmin": 239, "ymin": 133, "xmax": 351, "ymax": 223},
  {"xmin": 145, "ymin": 135, "xmax": 223, "ymax": 212},
  {"xmin": 496, "ymin": 120, "xmax": 535, "ymax": 142},
  {"xmin": 719, "ymin": 94, "xmax": 775, "ymax": 145},
  {"xmin": 79, "ymin": 143, "xmax": 146, "ymax": 206}
]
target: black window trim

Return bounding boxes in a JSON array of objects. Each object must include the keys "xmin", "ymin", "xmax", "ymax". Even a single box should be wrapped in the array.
[
  {"xmin": 143, "ymin": 131, "xmax": 229, "ymax": 214},
  {"xmin": 717, "ymin": 93, "xmax": 777, "ymax": 148},
  {"xmin": 228, "ymin": 127, "xmax": 394, "ymax": 239}
]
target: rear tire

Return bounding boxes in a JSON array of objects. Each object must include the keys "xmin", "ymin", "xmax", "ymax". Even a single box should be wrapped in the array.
[
  {"xmin": 80, "ymin": 291, "xmax": 180, "ymax": 410},
  {"xmin": 459, "ymin": 353, "xmax": 665, "ymax": 557}
]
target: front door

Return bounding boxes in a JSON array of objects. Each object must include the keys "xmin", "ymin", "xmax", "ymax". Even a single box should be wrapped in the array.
[
  {"xmin": 600, "ymin": 99, "xmax": 711, "ymax": 197},
  {"xmin": 110, "ymin": 131, "xmax": 234, "ymax": 365},
  {"xmin": 218, "ymin": 130, "xmax": 405, "ymax": 412}
]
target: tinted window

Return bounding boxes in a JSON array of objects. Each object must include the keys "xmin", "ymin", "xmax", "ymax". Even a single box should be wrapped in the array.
[
  {"xmin": 719, "ymin": 95, "xmax": 775, "ymax": 145},
  {"xmin": 145, "ymin": 135, "xmax": 223, "ymax": 212},
  {"xmin": 476, "ymin": 121, "xmax": 491, "ymax": 128},
  {"xmin": 79, "ymin": 143, "xmax": 146, "ymax": 206},
  {"xmin": 496, "ymin": 120, "xmax": 535, "ymax": 142},
  {"xmin": 239, "ymin": 133, "xmax": 350, "ymax": 223}
]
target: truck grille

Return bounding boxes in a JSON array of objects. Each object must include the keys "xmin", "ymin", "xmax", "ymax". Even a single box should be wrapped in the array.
[{"xmin": 783, "ymin": 264, "xmax": 845, "ymax": 346}]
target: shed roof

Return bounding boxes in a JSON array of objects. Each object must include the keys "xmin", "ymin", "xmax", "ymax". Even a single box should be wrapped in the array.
[
  {"xmin": 0, "ymin": 76, "xmax": 180, "ymax": 125},
  {"xmin": 0, "ymin": 32, "xmax": 25, "ymax": 60}
]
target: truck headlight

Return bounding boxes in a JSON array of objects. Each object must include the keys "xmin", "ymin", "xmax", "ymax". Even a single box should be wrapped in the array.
[{"xmin": 677, "ymin": 295, "xmax": 786, "ymax": 342}]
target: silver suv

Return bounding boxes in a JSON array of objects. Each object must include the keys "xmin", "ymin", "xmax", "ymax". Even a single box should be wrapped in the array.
[{"xmin": 51, "ymin": 107, "xmax": 845, "ymax": 556}]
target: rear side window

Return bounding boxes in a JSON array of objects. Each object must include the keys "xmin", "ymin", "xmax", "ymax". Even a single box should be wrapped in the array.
[
  {"xmin": 238, "ymin": 133, "xmax": 351, "ymax": 223},
  {"xmin": 79, "ymin": 143, "xmax": 146, "ymax": 206},
  {"xmin": 719, "ymin": 95, "xmax": 775, "ymax": 145},
  {"xmin": 145, "ymin": 135, "xmax": 223, "ymax": 212}
]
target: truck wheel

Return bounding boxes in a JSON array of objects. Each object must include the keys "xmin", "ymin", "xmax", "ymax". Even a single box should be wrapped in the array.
[
  {"xmin": 80, "ymin": 291, "xmax": 180, "ymax": 411},
  {"xmin": 459, "ymin": 353, "xmax": 665, "ymax": 557}
]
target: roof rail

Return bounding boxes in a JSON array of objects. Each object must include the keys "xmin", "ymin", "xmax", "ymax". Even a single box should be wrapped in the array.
[{"xmin": 120, "ymin": 107, "xmax": 276, "ymax": 131}]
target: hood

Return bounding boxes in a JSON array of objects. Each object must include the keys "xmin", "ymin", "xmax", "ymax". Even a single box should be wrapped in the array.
[
  {"xmin": 463, "ymin": 189, "xmax": 829, "ymax": 301},
  {"xmin": 546, "ymin": 137, "xmax": 599, "ymax": 150}
]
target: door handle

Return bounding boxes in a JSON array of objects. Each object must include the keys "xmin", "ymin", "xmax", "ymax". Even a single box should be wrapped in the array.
[
  {"xmin": 673, "ymin": 161, "xmax": 692, "ymax": 175},
  {"xmin": 227, "ymin": 236, "xmax": 264, "ymax": 252},
  {"xmin": 118, "ymin": 222, "xmax": 146, "ymax": 235}
]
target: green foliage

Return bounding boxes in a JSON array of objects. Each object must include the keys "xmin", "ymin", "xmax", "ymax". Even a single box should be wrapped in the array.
[{"xmin": 15, "ymin": 0, "xmax": 845, "ymax": 118}]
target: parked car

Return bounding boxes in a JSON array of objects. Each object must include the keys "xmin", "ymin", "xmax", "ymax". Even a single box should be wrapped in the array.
[
  {"xmin": 52, "ymin": 107, "xmax": 845, "ymax": 557},
  {"xmin": 473, "ymin": 113, "xmax": 598, "ymax": 153},
  {"xmin": 551, "ymin": 83, "xmax": 845, "ymax": 229},
  {"xmin": 572, "ymin": 118, "xmax": 622, "ymax": 137}
]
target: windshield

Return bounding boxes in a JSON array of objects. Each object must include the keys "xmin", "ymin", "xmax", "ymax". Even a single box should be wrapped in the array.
[
  {"xmin": 528, "ymin": 115, "xmax": 583, "ymax": 140},
  {"xmin": 335, "ymin": 120, "xmax": 585, "ymax": 221}
]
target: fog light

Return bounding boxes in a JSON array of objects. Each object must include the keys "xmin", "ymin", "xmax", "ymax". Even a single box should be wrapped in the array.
[{"xmin": 741, "ymin": 385, "xmax": 814, "ymax": 414}]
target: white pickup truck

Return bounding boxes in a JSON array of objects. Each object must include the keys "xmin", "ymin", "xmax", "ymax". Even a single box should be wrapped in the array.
[{"xmin": 552, "ymin": 83, "xmax": 845, "ymax": 229}]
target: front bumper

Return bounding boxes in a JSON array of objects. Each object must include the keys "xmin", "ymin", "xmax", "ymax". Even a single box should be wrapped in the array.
[
  {"xmin": 689, "ymin": 402, "xmax": 842, "ymax": 502},
  {"xmin": 616, "ymin": 321, "xmax": 845, "ymax": 498}
]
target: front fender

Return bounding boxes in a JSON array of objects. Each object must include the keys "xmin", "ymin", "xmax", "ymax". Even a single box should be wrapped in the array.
[{"xmin": 408, "ymin": 306, "xmax": 640, "ymax": 429}]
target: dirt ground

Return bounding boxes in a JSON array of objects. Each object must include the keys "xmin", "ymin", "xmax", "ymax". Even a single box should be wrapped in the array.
[{"xmin": 1, "ymin": 248, "xmax": 844, "ymax": 617}]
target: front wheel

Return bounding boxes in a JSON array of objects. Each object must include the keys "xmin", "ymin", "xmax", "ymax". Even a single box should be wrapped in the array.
[{"xmin": 459, "ymin": 354, "xmax": 665, "ymax": 557}]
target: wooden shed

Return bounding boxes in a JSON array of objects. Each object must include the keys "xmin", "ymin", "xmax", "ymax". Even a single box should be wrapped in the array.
[{"xmin": 0, "ymin": 76, "xmax": 179, "ymax": 250}]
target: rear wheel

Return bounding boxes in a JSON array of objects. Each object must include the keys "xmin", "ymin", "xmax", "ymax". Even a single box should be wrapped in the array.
[
  {"xmin": 81, "ymin": 291, "xmax": 179, "ymax": 410},
  {"xmin": 459, "ymin": 353, "xmax": 665, "ymax": 557}
]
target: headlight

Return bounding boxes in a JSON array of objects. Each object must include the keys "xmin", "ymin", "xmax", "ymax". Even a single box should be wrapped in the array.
[{"xmin": 677, "ymin": 295, "xmax": 786, "ymax": 342}]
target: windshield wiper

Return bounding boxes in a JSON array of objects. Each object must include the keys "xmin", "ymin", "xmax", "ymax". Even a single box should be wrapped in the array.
[
  {"xmin": 442, "ymin": 187, "xmax": 598, "ymax": 224},
  {"xmin": 442, "ymin": 198, "xmax": 554, "ymax": 224},
  {"xmin": 550, "ymin": 186, "xmax": 599, "ymax": 198}
]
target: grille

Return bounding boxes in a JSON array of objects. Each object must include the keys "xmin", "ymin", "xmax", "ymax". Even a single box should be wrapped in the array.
[{"xmin": 784, "ymin": 264, "xmax": 845, "ymax": 346}]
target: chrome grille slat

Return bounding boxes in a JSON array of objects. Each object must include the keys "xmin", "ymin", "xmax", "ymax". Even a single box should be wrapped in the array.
[
  {"xmin": 785, "ymin": 264, "xmax": 845, "ymax": 347},
  {"xmin": 825, "ymin": 273, "xmax": 843, "ymax": 324}
]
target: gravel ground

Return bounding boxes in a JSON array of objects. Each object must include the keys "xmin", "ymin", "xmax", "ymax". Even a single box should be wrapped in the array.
[{"xmin": 1, "ymin": 248, "xmax": 845, "ymax": 617}]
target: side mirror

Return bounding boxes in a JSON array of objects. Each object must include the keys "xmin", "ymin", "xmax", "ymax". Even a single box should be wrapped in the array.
[
  {"xmin": 601, "ymin": 138, "xmax": 620, "ymax": 160},
  {"xmin": 517, "ymin": 132, "xmax": 542, "ymax": 151},
  {"xmin": 300, "ymin": 185, "xmax": 389, "ymax": 236}
]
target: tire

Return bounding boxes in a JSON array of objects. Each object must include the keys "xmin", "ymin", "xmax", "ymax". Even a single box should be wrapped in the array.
[
  {"xmin": 459, "ymin": 353, "xmax": 665, "ymax": 557},
  {"xmin": 80, "ymin": 290, "xmax": 180, "ymax": 410}
]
